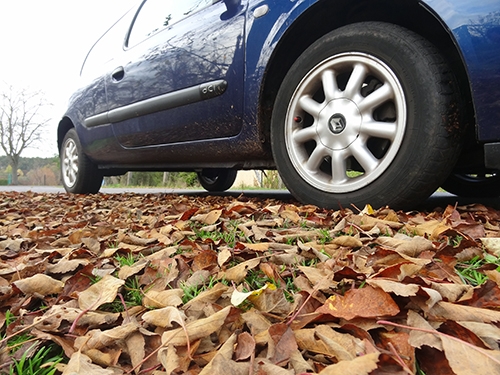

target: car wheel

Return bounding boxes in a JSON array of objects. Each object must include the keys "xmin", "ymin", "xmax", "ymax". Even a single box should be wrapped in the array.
[
  {"xmin": 442, "ymin": 172, "xmax": 500, "ymax": 197},
  {"xmin": 271, "ymin": 22, "xmax": 462, "ymax": 209},
  {"xmin": 60, "ymin": 128, "xmax": 103, "ymax": 194},
  {"xmin": 197, "ymin": 168, "xmax": 237, "ymax": 192}
]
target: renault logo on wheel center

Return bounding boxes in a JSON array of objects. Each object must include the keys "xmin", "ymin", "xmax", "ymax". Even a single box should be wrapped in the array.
[{"xmin": 328, "ymin": 113, "xmax": 347, "ymax": 134}]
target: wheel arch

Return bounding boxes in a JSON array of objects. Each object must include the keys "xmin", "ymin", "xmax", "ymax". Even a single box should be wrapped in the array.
[
  {"xmin": 258, "ymin": 0, "xmax": 475, "ymax": 145},
  {"xmin": 57, "ymin": 117, "xmax": 75, "ymax": 152}
]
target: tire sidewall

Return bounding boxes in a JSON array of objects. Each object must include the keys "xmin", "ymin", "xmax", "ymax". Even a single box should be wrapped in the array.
[
  {"xmin": 197, "ymin": 169, "xmax": 237, "ymax": 192},
  {"xmin": 60, "ymin": 128, "xmax": 102, "ymax": 194},
  {"xmin": 271, "ymin": 22, "xmax": 459, "ymax": 209}
]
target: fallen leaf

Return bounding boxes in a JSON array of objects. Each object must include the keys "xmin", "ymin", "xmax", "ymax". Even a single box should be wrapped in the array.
[
  {"xmin": 317, "ymin": 285, "xmax": 400, "ymax": 320},
  {"xmin": 14, "ymin": 274, "xmax": 64, "ymax": 296},
  {"xmin": 78, "ymin": 274, "xmax": 125, "ymax": 311},
  {"xmin": 318, "ymin": 352, "xmax": 379, "ymax": 374},
  {"xmin": 161, "ymin": 305, "xmax": 233, "ymax": 346},
  {"xmin": 221, "ymin": 258, "xmax": 260, "ymax": 283},
  {"xmin": 62, "ymin": 352, "xmax": 115, "ymax": 375},
  {"xmin": 234, "ymin": 331, "xmax": 255, "ymax": 361},
  {"xmin": 142, "ymin": 306, "xmax": 187, "ymax": 328}
]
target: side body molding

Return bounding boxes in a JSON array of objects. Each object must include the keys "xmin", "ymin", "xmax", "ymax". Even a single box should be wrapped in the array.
[{"xmin": 84, "ymin": 79, "xmax": 228, "ymax": 128}]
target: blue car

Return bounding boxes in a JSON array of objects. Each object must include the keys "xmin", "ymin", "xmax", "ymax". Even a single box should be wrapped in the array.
[{"xmin": 58, "ymin": 0, "xmax": 500, "ymax": 209}]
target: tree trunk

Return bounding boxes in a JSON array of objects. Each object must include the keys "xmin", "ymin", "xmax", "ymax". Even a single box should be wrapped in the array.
[{"xmin": 9, "ymin": 156, "xmax": 19, "ymax": 185}]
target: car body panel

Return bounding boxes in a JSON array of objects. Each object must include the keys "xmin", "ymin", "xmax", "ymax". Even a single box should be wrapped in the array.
[
  {"xmin": 421, "ymin": 0, "xmax": 500, "ymax": 141},
  {"xmin": 107, "ymin": 1, "xmax": 246, "ymax": 148}
]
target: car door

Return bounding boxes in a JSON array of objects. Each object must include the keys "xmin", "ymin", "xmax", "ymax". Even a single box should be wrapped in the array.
[{"xmin": 106, "ymin": 0, "xmax": 246, "ymax": 148}]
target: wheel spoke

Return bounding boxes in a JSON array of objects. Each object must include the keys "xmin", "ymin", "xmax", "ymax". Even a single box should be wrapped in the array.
[
  {"xmin": 343, "ymin": 63, "xmax": 367, "ymax": 100},
  {"xmin": 299, "ymin": 96, "xmax": 322, "ymax": 117},
  {"xmin": 331, "ymin": 150, "xmax": 348, "ymax": 183},
  {"xmin": 360, "ymin": 120, "xmax": 397, "ymax": 141},
  {"xmin": 358, "ymin": 84, "xmax": 393, "ymax": 113},
  {"xmin": 292, "ymin": 126, "xmax": 317, "ymax": 143},
  {"xmin": 306, "ymin": 145, "xmax": 327, "ymax": 171},
  {"xmin": 322, "ymin": 69, "xmax": 337, "ymax": 102},
  {"xmin": 350, "ymin": 139, "xmax": 379, "ymax": 173}
]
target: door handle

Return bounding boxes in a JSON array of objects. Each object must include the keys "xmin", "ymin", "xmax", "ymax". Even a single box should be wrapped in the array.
[{"xmin": 111, "ymin": 66, "xmax": 125, "ymax": 82}]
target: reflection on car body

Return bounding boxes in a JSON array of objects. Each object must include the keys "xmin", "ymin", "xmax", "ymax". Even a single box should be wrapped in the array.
[{"xmin": 58, "ymin": 0, "xmax": 500, "ymax": 208}]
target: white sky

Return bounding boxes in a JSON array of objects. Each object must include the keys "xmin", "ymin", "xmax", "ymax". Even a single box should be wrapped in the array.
[{"xmin": 0, "ymin": 0, "xmax": 139, "ymax": 158}]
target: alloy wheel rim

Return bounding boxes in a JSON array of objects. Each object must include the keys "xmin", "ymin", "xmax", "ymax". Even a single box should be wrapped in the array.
[
  {"xmin": 62, "ymin": 138, "xmax": 78, "ymax": 188},
  {"xmin": 285, "ymin": 52, "xmax": 407, "ymax": 193}
]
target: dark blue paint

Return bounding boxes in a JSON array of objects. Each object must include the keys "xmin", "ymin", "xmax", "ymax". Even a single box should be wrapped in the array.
[
  {"xmin": 422, "ymin": 0, "xmax": 500, "ymax": 141},
  {"xmin": 58, "ymin": 0, "xmax": 500, "ymax": 170}
]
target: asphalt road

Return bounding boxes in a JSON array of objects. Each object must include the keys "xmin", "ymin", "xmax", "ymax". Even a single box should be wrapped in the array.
[{"xmin": 1, "ymin": 185, "xmax": 499, "ymax": 210}]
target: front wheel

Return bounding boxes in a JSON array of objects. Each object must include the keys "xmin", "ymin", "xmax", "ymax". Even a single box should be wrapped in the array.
[
  {"xmin": 60, "ymin": 128, "xmax": 103, "ymax": 194},
  {"xmin": 197, "ymin": 168, "xmax": 237, "ymax": 192},
  {"xmin": 271, "ymin": 22, "xmax": 462, "ymax": 209}
]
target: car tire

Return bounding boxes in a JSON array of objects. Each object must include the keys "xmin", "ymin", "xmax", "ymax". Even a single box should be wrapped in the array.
[
  {"xmin": 271, "ymin": 22, "xmax": 462, "ymax": 209},
  {"xmin": 442, "ymin": 172, "xmax": 500, "ymax": 197},
  {"xmin": 60, "ymin": 128, "xmax": 103, "ymax": 194},
  {"xmin": 197, "ymin": 168, "xmax": 237, "ymax": 192}
]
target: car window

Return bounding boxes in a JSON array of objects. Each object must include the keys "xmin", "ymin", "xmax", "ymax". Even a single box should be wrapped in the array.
[{"xmin": 127, "ymin": 0, "xmax": 219, "ymax": 47}]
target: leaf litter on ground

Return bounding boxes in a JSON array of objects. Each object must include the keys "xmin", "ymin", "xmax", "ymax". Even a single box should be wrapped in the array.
[{"xmin": 0, "ymin": 191, "xmax": 500, "ymax": 374}]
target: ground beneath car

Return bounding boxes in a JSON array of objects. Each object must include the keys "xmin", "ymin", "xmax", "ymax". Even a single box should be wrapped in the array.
[{"xmin": 1, "ymin": 191, "xmax": 500, "ymax": 374}]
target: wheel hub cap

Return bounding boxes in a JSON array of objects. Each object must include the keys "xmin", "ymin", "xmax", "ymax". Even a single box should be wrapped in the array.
[
  {"xmin": 318, "ymin": 98, "xmax": 362, "ymax": 150},
  {"xmin": 328, "ymin": 113, "xmax": 347, "ymax": 134}
]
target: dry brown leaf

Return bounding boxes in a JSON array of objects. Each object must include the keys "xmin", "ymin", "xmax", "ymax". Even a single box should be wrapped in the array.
[
  {"xmin": 267, "ymin": 323, "xmax": 298, "ymax": 365},
  {"xmin": 295, "ymin": 325, "xmax": 363, "ymax": 360},
  {"xmin": 318, "ymin": 352, "xmax": 379, "ymax": 374},
  {"xmin": 458, "ymin": 321, "xmax": 500, "ymax": 350},
  {"xmin": 248, "ymin": 287, "xmax": 294, "ymax": 316},
  {"xmin": 375, "ymin": 233, "xmax": 434, "ymax": 257},
  {"xmin": 46, "ymin": 259, "xmax": 90, "ymax": 274},
  {"xmin": 234, "ymin": 331, "xmax": 255, "ymax": 361},
  {"xmin": 78, "ymin": 274, "xmax": 125, "ymax": 311},
  {"xmin": 412, "ymin": 219, "xmax": 451, "ymax": 240},
  {"xmin": 257, "ymin": 359, "xmax": 295, "ymax": 374},
  {"xmin": 84, "ymin": 348, "xmax": 121, "ymax": 368},
  {"xmin": 81, "ymin": 237, "xmax": 101, "ymax": 254},
  {"xmin": 62, "ymin": 351, "xmax": 116, "ymax": 375},
  {"xmin": 142, "ymin": 289, "xmax": 184, "ymax": 308},
  {"xmin": 241, "ymin": 309, "xmax": 272, "ymax": 337},
  {"xmin": 198, "ymin": 333, "xmax": 250, "ymax": 375},
  {"xmin": 13, "ymin": 273, "xmax": 64, "ymax": 296},
  {"xmin": 117, "ymin": 258, "xmax": 148, "ymax": 280},
  {"xmin": 158, "ymin": 344, "xmax": 180, "ymax": 375},
  {"xmin": 75, "ymin": 322, "xmax": 139, "ymax": 352},
  {"xmin": 191, "ymin": 209, "xmax": 222, "ymax": 225},
  {"xmin": 298, "ymin": 266, "xmax": 335, "ymax": 290},
  {"xmin": 366, "ymin": 278, "xmax": 420, "ymax": 297},
  {"xmin": 142, "ymin": 306, "xmax": 186, "ymax": 328},
  {"xmin": 161, "ymin": 305, "xmax": 233, "ymax": 346},
  {"xmin": 407, "ymin": 309, "xmax": 443, "ymax": 350},
  {"xmin": 34, "ymin": 304, "xmax": 120, "ymax": 331},
  {"xmin": 217, "ymin": 248, "xmax": 232, "ymax": 266},
  {"xmin": 332, "ymin": 235, "xmax": 363, "ymax": 248},
  {"xmin": 481, "ymin": 237, "xmax": 500, "ymax": 256},
  {"xmin": 221, "ymin": 257, "xmax": 260, "ymax": 283},
  {"xmin": 442, "ymin": 334, "xmax": 500, "ymax": 375},
  {"xmin": 126, "ymin": 331, "xmax": 145, "ymax": 374},
  {"xmin": 317, "ymin": 285, "xmax": 400, "ymax": 320},
  {"xmin": 428, "ymin": 301, "xmax": 500, "ymax": 323}
]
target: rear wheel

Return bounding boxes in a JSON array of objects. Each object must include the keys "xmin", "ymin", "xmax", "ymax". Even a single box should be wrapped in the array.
[
  {"xmin": 442, "ymin": 172, "xmax": 500, "ymax": 197},
  {"xmin": 271, "ymin": 22, "xmax": 462, "ymax": 209},
  {"xmin": 197, "ymin": 168, "xmax": 237, "ymax": 192},
  {"xmin": 60, "ymin": 128, "xmax": 103, "ymax": 194}
]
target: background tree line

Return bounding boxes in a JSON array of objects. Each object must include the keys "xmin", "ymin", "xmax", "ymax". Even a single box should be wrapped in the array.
[{"xmin": 0, "ymin": 154, "xmax": 202, "ymax": 188}]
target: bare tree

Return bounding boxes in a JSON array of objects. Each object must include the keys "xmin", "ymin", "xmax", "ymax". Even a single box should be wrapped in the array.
[{"xmin": 0, "ymin": 84, "xmax": 49, "ymax": 184}]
